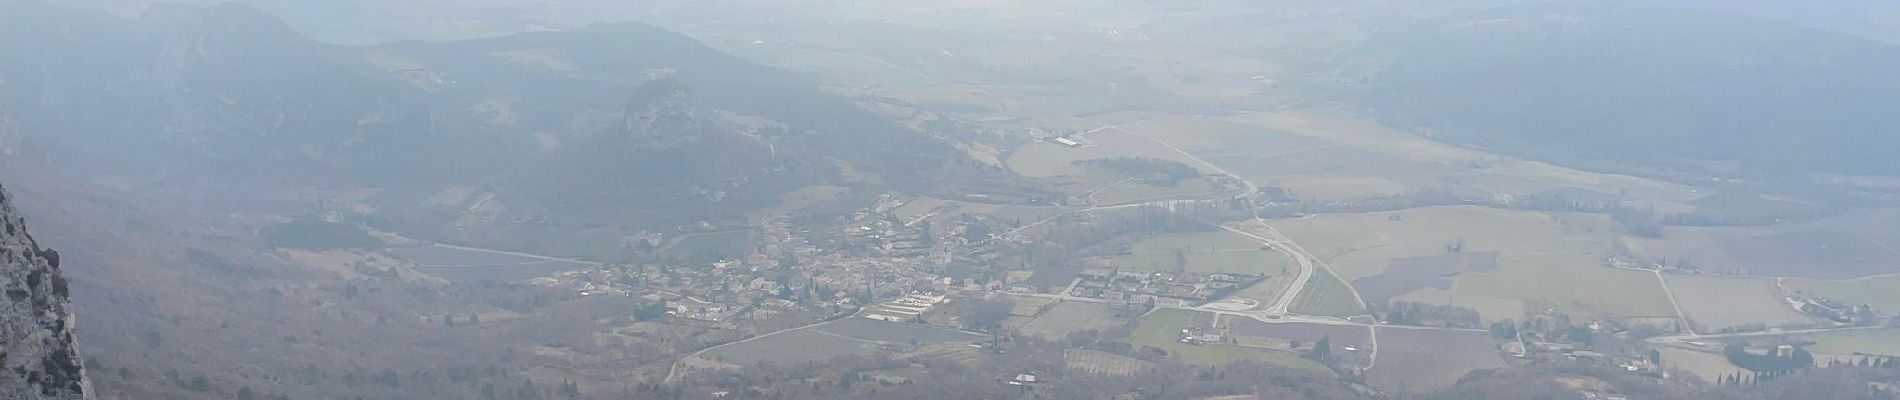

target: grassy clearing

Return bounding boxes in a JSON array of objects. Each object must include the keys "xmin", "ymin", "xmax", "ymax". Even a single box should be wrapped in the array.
[
  {"xmin": 1665, "ymin": 275, "xmax": 1812, "ymax": 331},
  {"xmin": 1457, "ymin": 255, "xmax": 1676, "ymax": 320},
  {"xmin": 1125, "ymin": 309, "xmax": 1331, "ymax": 373},
  {"xmin": 1291, "ymin": 270, "xmax": 1366, "ymax": 317},
  {"xmin": 1107, "ymin": 231, "xmax": 1289, "ymax": 275}
]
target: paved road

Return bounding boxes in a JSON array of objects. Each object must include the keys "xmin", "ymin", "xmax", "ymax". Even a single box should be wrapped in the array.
[
  {"xmin": 664, "ymin": 312, "xmax": 858, "ymax": 384},
  {"xmin": 1215, "ymin": 223, "xmax": 1310, "ymax": 316},
  {"xmin": 1646, "ymin": 325, "xmax": 1893, "ymax": 345},
  {"xmin": 1650, "ymin": 269, "xmax": 1697, "ymax": 336}
]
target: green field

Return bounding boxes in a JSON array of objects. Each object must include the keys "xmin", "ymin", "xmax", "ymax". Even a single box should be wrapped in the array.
[
  {"xmin": 1788, "ymin": 276, "xmax": 1900, "ymax": 314},
  {"xmin": 1107, "ymin": 231, "xmax": 1289, "ymax": 275},
  {"xmin": 1290, "ymin": 269, "xmax": 1366, "ymax": 317},
  {"xmin": 1018, "ymin": 302, "xmax": 1123, "ymax": 340},
  {"xmin": 1456, "ymin": 255, "xmax": 1677, "ymax": 320},
  {"xmin": 1125, "ymin": 309, "xmax": 1331, "ymax": 373}
]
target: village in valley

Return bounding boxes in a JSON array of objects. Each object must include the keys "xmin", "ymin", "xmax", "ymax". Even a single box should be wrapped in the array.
[{"xmin": 293, "ymin": 3, "xmax": 1900, "ymax": 396}]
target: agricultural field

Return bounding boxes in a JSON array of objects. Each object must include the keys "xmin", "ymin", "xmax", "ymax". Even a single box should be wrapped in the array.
[
  {"xmin": 1290, "ymin": 269, "xmax": 1367, "ymax": 317},
  {"xmin": 1268, "ymin": 206, "xmax": 1620, "ymax": 281},
  {"xmin": 390, "ymin": 245, "xmax": 595, "ymax": 283},
  {"xmin": 747, "ymin": 185, "xmax": 850, "ymax": 218},
  {"xmin": 1351, "ymin": 252, "xmax": 1498, "ymax": 305},
  {"xmin": 1805, "ymin": 329, "xmax": 1900, "ymax": 359},
  {"xmin": 659, "ymin": 230, "xmax": 754, "ymax": 262},
  {"xmin": 415, "ymin": 262, "xmax": 589, "ymax": 283},
  {"xmin": 890, "ymin": 196, "xmax": 1067, "ymax": 227},
  {"xmin": 1206, "ymin": 111, "xmax": 1704, "ymax": 205},
  {"xmin": 1721, "ymin": 228, "xmax": 1900, "ymax": 279},
  {"xmin": 1629, "ymin": 227, "xmax": 1753, "ymax": 275},
  {"xmin": 1227, "ymin": 273, "xmax": 1295, "ymax": 310},
  {"xmin": 1664, "ymin": 275, "xmax": 1813, "ymax": 332},
  {"xmin": 1017, "ymin": 302, "xmax": 1124, "ymax": 340},
  {"xmin": 1114, "ymin": 115, "xmax": 1335, "ymax": 157},
  {"xmin": 1228, "ymin": 320, "xmax": 1371, "ymax": 348},
  {"xmin": 1124, "ymin": 309, "xmax": 1331, "ymax": 373},
  {"xmin": 1367, "ymin": 327, "xmax": 1506, "ymax": 392},
  {"xmin": 390, "ymin": 245, "xmax": 568, "ymax": 266},
  {"xmin": 1653, "ymin": 345, "xmax": 1748, "ymax": 384},
  {"xmin": 1687, "ymin": 191, "xmax": 1836, "ymax": 222},
  {"xmin": 1005, "ymin": 130, "xmax": 1212, "ymax": 178},
  {"xmin": 697, "ymin": 329, "xmax": 876, "ymax": 368},
  {"xmin": 814, "ymin": 318, "xmax": 985, "ymax": 344},
  {"xmin": 1005, "ymin": 296, "xmax": 1058, "ymax": 317},
  {"xmin": 1635, "ymin": 209, "xmax": 1900, "ymax": 279},
  {"xmin": 1786, "ymin": 275, "xmax": 1900, "ymax": 314},
  {"xmin": 1454, "ymin": 255, "xmax": 1677, "ymax": 321},
  {"xmin": 1065, "ymin": 349, "xmax": 1154, "ymax": 377},
  {"xmin": 1088, "ymin": 176, "xmax": 1225, "ymax": 206},
  {"xmin": 1106, "ymin": 231, "xmax": 1289, "ymax": 275}
]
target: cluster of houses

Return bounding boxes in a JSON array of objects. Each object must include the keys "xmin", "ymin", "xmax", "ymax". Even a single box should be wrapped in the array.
[
  {"xmin": 863, "ymin": 293, "xmax": 947, "ymax": 322},
  {"xmin": 1786, "ymin": 292, "xmax": 1880, "ymax": 325}
]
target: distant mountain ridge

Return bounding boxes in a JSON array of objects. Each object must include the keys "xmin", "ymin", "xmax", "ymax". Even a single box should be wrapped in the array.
[{"xmin": 0, "ymin": 1, "xmax": 1035, "ymax": 224}]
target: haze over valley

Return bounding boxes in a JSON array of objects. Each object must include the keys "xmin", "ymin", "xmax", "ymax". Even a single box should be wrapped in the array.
[{"xmin": 2, "ymin": 1, "xmax": 1899, "ymax": 399}]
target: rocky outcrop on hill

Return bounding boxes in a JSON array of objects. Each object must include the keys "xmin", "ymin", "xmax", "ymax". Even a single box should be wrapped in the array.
[{"xmin": 0, "ymin": 183, "xmax": 92, "ymax": 400}]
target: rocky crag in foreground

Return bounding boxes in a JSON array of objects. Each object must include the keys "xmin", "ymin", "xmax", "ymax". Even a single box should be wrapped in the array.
[{"xmin": 0, "ymin": 183, "xmax": 91, "ymax": 400}]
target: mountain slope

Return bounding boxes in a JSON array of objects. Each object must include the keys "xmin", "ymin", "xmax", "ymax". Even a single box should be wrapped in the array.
[
  {"xmin": 0, "ymin": 1, "xmax": 1028, "ymax": 197},
  {"xmin": 0, "ymin": 182, "xmax": 94, "ymax": 400},
  {"xmin": 1353, "ymin": 1, "xmax": 1900, "ymax": 177}
]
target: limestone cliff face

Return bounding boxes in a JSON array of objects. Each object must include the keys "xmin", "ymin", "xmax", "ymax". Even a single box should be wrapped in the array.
[{"xmin": 0, "ymin": 183, "xmax": 92, "ymax": 400}]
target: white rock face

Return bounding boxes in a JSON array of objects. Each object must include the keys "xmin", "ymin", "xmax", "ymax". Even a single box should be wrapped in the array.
[{"xmin": 0, "ymin": 183, "xmax": 93, "ymax": 400}]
